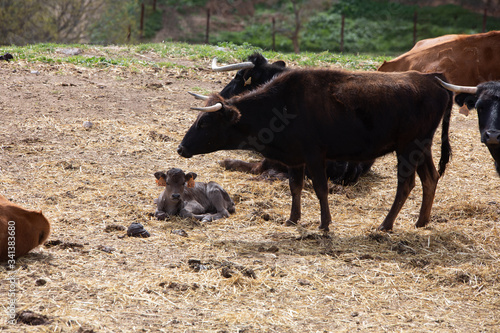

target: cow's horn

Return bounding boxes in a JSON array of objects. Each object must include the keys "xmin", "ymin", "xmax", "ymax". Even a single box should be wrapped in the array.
[
  {"xmin": 436, "ymin": 77, "xmax": 477, "ymax": 94},
  {"xmin": 188, "ymin": 91, "xmax": 209, "ymax": 101},
  {"xmin": 190, "ymin": 103, "xmax": 223, "ymax": 112},
  {"xmin": 212, "ymin": 58, "xmax": 255, "ymax": 72}
]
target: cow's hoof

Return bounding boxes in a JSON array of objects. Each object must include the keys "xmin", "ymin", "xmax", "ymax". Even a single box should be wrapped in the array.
[
  {"xmin": 377, "ymin": 224, "xmax": 393, "ymax": 232},
  {"xmin": 284, "ymin": 219, "xmax": 297, "ymax": 226},
  {"xmin": 415, "ymin": 220, "xmax": 429, "ymax": 228},
  {"xmin": 318, "ymin": 225, "xmax": 330, "ymax": 233}
]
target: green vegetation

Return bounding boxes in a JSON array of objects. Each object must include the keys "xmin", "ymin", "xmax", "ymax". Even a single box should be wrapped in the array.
[
  {"xmin": 216, "ymin": 0, "xmax": 500, "ymax": 54},
  {"xmin": 0, "ymin": 42, "xmax": 390, "ymax": 71}
]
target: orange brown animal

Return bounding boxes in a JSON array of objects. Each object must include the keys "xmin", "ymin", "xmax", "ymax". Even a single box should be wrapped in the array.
[{"xmin": 0, "ymin": 194, "xmax": 51, "ymax": 261}]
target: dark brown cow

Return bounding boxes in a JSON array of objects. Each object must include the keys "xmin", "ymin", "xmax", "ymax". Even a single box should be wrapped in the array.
[
  {"xmin": 154, "ymin": 168, "xmax": 235, "ymax": 222},
  {"xmin": 178, "ymin": 69, "xmax": 453, "ymax": 232},
  {"xmin": 0, "ymin": 194, "xmax": 51, "ymax": 261},
  {"xmin": 438, "ymin": 78, "xmax": 500, "ymax": 175},
  {"xmin": 202, "ymin": 54, "xmax": 373, "ymax": 185},
  {"xmin": 378, "ymin": 31, "xmax": 500, "ymax": 85}
]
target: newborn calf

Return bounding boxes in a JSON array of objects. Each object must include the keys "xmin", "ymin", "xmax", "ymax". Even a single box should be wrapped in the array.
[{"xmin": 154, "ymin": 168, "xmax": 235, "ymax": 222}]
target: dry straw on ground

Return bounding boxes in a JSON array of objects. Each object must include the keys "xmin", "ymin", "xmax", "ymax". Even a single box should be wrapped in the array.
[{"xmin": 0, "ymin": 49, "xmax": 499, "ymax": 332}]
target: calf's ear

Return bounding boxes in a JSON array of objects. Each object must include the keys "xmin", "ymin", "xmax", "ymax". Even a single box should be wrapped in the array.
[
  {"xmin": 154, "ymin": 171, "xmax": 166, "ymax": 180},
  {"xmin": 185, "ymin": 172, "xmax": 197, "ymax": 188},
  {"xmin": 185, "ymin": 172, "xmax": 197, "ymax": 181},
  {"xmin": 455, "ymin": 93, "xmax": 477, "ymax": 109},
  {"xmin": 154, "ymin": 171, "xmax": 167, "ymax": 187}
]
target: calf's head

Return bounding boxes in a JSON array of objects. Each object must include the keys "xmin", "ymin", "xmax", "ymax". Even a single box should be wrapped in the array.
[{"xmin": 154, "ymin": 169, "xmax": 198, "ymax": 200}]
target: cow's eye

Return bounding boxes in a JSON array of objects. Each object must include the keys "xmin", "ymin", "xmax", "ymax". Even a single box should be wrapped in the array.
[
  {"xmin": 475, "ymin": 100, "xmax": 486, "ymax": 113},
  {"xmin": 197, "ymin": 117, "xmax": 211, "ymax": 129}
]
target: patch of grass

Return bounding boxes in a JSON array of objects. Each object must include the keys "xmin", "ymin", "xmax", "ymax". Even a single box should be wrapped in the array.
[{"xmin": 0, "ymin": 42, "xmax": 391, "ymax": 71}]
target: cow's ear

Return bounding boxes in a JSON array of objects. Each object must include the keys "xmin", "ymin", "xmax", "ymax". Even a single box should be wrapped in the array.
[
  {"xmin": 273, "ymin": 60, "xmax": 286, "ymax": 68},
  {"xmin": 455, "ymin": 93, "xmax": 477, "ymax": 109},
  {"xmin": 185, "ymin": 172, "xmax": 197, "ymax": 181},
  {"xmin": 249, "ymin": 53, "xmax": 268, "ymax": 66},
  {"xmin": 223, "ymin": 105, "xmax": 241, "ymax": 123}
]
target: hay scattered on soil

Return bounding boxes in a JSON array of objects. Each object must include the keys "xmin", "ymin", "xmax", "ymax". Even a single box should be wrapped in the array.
[{"xmin": 0, "ymin": 52, "xmax": 499, "ymax": 333}]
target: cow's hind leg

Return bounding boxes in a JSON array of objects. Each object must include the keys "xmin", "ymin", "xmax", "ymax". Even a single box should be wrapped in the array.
[
  {"xmin": 306, "ymin": 160, "xmax": 332, "ymax": 232},
  {"xmin": 415, "ymin": 151, "xmax": 439, "ymax": 228},
  {"xmin": 286, "ymin": 165, "xmax": 305, "ymax": 226},
  {"xmin": 378, "ymin": 154, "xmax": 417, "ymax": 231}
]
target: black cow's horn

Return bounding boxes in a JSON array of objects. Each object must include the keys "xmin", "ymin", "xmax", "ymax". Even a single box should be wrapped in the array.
[
  {"xmin": 188, "ymin": 91, "xmax": 209, "ymax": 101},
  {"xmin": 436, "ymin": 77, "xmax": 477, "ymax": 94},
  {"xmin": 211, "ymin": 58, "xmax": 255, "ymax": 72},
  {"xmin": 190, "ymin": 103, "xmax": 223, "ymax": 112}
]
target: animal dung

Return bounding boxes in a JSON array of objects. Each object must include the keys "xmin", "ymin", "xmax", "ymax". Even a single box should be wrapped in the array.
[
  {"xmin": 171, "ymin": 229, "xmax": 189, "ymax": 237},
  {"xmin": 15, "ymin": 310, "xmax": 51, "ymax": 326},
  {"xmin": 126, "ymin": 222, "xmax": 150, "ymax": 238}
]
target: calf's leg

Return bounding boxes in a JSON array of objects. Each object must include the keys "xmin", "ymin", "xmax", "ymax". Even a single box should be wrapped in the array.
[
  {"xmin": 286, "ymin": 165, "xmax": 304, "ymax": 226},
  {"xmin": 205, "ymin": 187, "xmax": 232, "ymax": 221}
]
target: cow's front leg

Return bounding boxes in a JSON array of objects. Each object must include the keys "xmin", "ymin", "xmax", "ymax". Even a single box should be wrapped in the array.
[
  {"xmin": 306, "ymin": 161, "xmax": 331, "ymax": 232},
  {"xmin": 286, "ymin": 165, "xmax": 305, "ymax": 226}
]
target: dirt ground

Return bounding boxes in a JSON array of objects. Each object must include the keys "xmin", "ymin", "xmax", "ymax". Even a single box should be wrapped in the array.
[{"xmin": 0, "ymin": 51, "xmax": 499, "ymax": 333}]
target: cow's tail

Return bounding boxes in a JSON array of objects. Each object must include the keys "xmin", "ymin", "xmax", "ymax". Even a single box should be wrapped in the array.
[{"xmin": 438, "ymin": 91, "xmax": 453, "ymax": 176}]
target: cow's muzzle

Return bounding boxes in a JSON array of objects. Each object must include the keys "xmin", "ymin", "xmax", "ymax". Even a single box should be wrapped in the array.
[
  {"xmin": 482, "ymin": 130, "xmax": 500, "ymax": 145},
  {"xmin": 177, "ymin": 145, "xmax": 193, "ymax": 158},
  {"xmin": 171, "ymin": 193, "xmax": 181, "ymax": 200}
]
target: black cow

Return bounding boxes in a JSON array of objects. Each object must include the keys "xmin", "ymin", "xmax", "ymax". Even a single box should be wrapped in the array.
[
  {"xmin": 154, "ymin": 168, "xmax": 235, "ymax": 222},
  {"xmin": 438, "ymin": 79, "xmax": 500, "ymax": 175},
  {"xmin": 206, "ymin": 53, "xmax": 373, "ymax": 185},
  {"xmin": 178, "ymin": 69, "xmax": 453, "ymax": 232}
]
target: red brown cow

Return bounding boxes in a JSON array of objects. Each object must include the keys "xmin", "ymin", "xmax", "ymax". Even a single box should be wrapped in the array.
[
  {"xmin": 178, "ymin": 69, "xmax": 453, "ymax": 232},
  {"xmin": 378, "ymin": 31, "xmax": 500, "ymax": 85},
  {"xmin": 0, "ymin": 194, "xmax": 51, "ymax": 261}
]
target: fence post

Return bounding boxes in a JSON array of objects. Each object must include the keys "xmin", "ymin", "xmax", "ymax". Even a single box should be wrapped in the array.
[
  {"xmin": 140, "ymin": 2, "xmax": 145, "ymax": 39},
  {"xmin": 413, "ymin": 10, "xmax": 418, "ymax": 45},
  {"xmin": 205, "ymin": 8, "xmax": 210, "ymax": 44},
  {"xmin": 483, "ymin": 8, "xmax": 487, "ymax": 32},
  {"xmin": 340, "ymin": 14, "xmax": 345, "ymax": 53},
  {"xmin": 272, "ymin": 17, "xmax": 276, "ymax": 51}
]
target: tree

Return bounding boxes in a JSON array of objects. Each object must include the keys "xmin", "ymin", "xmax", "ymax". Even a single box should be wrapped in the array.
[
  {"xmin": 89, "ymin": 0, "xmax": 142, "ymax": 44},
  {"xmin": 0, "ymin": 0, "xmax": 43, "ymax": 45},
  {"xmin": 0, "ymin": 0, "xmax": 106, "ymax": 45},
  {"xmin": 273, "ymin": 0, "xmax": 307, "ymax": 54}
]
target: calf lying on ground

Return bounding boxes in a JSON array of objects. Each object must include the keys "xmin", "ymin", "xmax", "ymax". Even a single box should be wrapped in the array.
[
  {"xmin": 154, "ymin": 168, "xmax": 235, "ymax": 222},
  {"xmin": 0, "ymin": 194, "xmax": 51, "ymax": 261}
]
